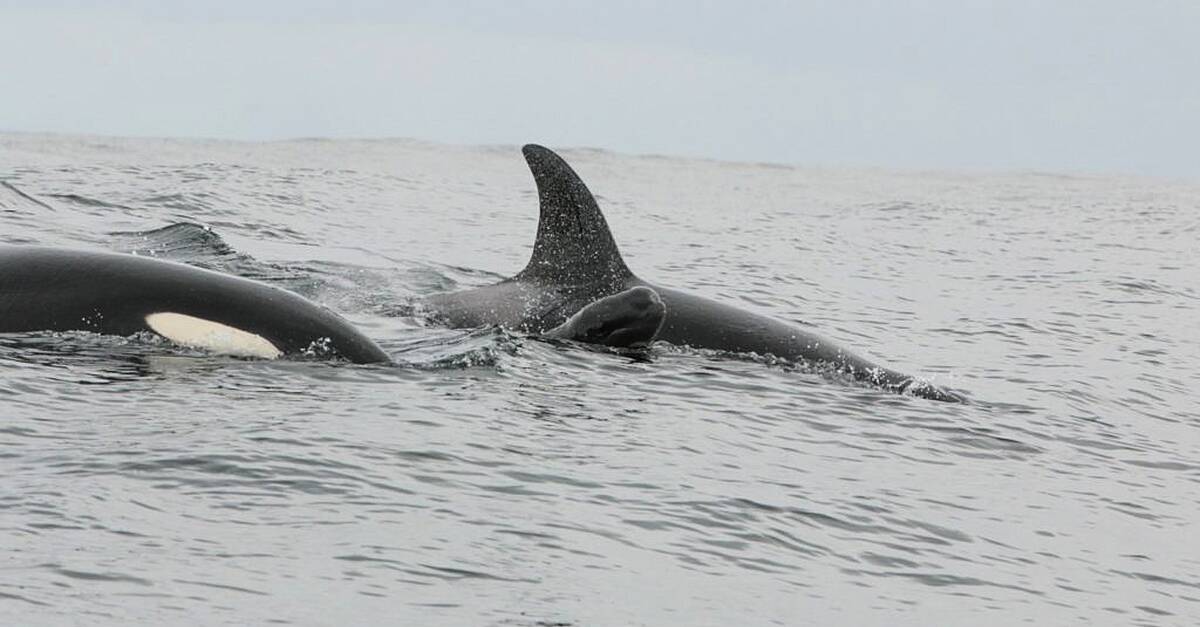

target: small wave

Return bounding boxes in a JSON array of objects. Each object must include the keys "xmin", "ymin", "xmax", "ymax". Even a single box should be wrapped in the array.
[
  {"xmin": 1104, "ymin": 277, "xmax": 1196, "ymax": 300},
  {"xmin": 110, "ymin": 222, "xmax": 241, "ymax": 262},
  {"xmin": 388, "ymin": 326, "xmax": 520, "ymax": 370},
  {"xmin": 108, "ymin": 222, "xmax": 311, "ymax": 289},
  {"xmin": 46, "ymin": 192, "xmax": 135, "ymax": 211},
  {"xmin": 138, "ymin": 191, "xmax": 217, "ymax": 212},
  {"xmin": 0, "ymin": 180, "xmax": 54, "ymax": 212}
]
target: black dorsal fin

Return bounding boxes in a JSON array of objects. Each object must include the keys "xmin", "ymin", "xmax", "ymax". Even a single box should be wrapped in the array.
[{"xmin": 515, "ymin": 144, "xmax": 633, "ymax": 287}]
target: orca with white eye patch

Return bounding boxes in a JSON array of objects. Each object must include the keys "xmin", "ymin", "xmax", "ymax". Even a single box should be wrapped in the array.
[{"xmin": 0, "ymin": 246, "xmax": 388, "ymax": 362}]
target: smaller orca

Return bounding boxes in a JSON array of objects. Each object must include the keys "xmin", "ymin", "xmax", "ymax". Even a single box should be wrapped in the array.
[{"xmin": 425, "ymin": 145, "xmax": 963, "ymax": 402}]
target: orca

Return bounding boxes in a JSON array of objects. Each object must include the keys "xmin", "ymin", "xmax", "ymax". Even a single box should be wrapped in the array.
[
  {"xmin": 0, "ymin": 246, "xmax": 665, "ymax": 362},
  {"xmin": 425, "ymin": 145, "xmax": 963, "ymax": 402},
  {"xmin": 0, "ymin": 246, "xmax": 391, "ymax": 362}
]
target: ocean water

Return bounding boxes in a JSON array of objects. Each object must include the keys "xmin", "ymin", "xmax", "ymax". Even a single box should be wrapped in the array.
[{"xmin": 1, "ymin": 133, "xmax": 1197, "ymax": 626}]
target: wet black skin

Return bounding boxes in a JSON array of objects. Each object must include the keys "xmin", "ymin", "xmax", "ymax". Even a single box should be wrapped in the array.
[{"xmin": 0, "ymin": 246, "xmax": 390, "ymax": 363}]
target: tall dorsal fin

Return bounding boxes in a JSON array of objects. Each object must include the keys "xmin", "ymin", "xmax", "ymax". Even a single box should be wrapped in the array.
[{"xmin": 515, "ymin": 144, "xmax": 632, "ymax": 287}]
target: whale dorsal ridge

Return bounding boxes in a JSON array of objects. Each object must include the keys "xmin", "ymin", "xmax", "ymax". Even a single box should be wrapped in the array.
[{"xmin": 516, "ymin": 144, "xmax": 632, "ymax": 288}]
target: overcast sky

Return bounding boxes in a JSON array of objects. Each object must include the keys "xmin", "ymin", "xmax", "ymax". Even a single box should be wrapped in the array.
[{"xmin": 1, "ymin": 1, "xmax": 1197, "ymax": 178}]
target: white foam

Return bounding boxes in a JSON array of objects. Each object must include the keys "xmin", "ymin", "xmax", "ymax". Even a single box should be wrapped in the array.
[{"xmin": 144, "ymin": 312, "xmax": 282, "ymax": 359}]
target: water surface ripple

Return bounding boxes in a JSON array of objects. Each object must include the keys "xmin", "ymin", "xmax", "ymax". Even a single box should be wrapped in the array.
[{"xmin": 2, "ymin": 134, "xmax": 1198, "ymax": 626}]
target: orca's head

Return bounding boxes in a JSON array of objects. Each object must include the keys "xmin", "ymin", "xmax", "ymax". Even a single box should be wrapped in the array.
[{"xmin": 569, "ymin": 286, "xmax": 666, "ymax": 348}]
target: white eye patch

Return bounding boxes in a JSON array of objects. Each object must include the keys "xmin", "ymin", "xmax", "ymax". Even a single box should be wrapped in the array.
[{"xmin": 144, "ymin": 312, "xmax": 282, "ymax": 359}]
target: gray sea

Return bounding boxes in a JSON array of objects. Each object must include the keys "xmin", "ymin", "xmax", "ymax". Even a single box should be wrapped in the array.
[{"xmin": 1, "ymin": 133, "xmax": 1197, "ymax": 626}]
